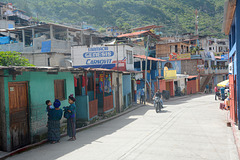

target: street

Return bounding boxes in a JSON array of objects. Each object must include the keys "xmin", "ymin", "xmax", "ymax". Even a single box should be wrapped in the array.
[{"xmin": 7, "ymin": 94, "xmax": 238, "ymax": 160}]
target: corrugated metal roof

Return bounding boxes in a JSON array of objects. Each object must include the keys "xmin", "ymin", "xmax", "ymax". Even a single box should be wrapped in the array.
[
  {"xmin": 117, "ymin": 31, "xmax": 149, "ymax": 38},
  {"xmin": 133, "ymin": 55, "xmax": 166, "ymax": 62}
]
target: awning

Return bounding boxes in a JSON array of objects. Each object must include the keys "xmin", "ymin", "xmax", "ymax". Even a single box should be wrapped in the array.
[
  {"xmin": 188, "ymin": 75, "xmax": 198, "ymax": 79},
  {"xmin": 217, "ymin": 79, "xmax": 229, "ymax": 87},
  {"xmin": 133, "ymin": 55, "xmax": 166, "ymax": 62}
]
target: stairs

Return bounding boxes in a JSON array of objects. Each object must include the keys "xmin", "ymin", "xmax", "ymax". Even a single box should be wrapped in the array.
[{"xmin": 200, "ymin": 74, "xmax": 214, "ymax": 92}]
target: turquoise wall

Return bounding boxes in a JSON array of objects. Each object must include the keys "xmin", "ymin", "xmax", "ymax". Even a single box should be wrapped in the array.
[
  {"xmin": 75, "ymin": 95, "xmax": 89, "ymax": 121},
  {"xmin": 88, "ymin": 91, "xmax": 94, "ymax": 101},
  {"xmin": 4, "ymin": 70, "xmax": 74, "ymax": 144},
  {"xmin": 122, "ymin": 75, "xmax": 131, "ymax": 108}
]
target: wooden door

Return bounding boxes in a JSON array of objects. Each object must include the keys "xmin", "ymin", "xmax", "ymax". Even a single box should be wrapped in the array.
[
  {"xmin": 8, "ymin": 82, "xmax": 29, "ymax": 150},
  {"xmin": 229, "ymin": 75, "xmax": 236, "ymax": 122}
]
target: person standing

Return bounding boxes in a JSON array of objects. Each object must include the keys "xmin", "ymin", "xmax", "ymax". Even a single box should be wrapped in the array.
[
  {"xmin": 140, "ymin": 87, "xmax": 145, "ymax": 104},
  {"xmin": 220, "ymin": 87, "xmax": 225, "ymax": 101},
  {"xmin": 66, "ymin": 94, "xmax": 76, "ymax": 141},
  {"xmin": 47, "ymin": 99, "xmax": 63, "ymax": 144},
  {"xmin": 214, "ymin": 86, "xmax": 219, "ymax": 100}
]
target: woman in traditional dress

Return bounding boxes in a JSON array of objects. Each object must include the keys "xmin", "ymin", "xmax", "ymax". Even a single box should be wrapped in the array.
[
  {"xmin": 66, "ymin": 94, "xmax": 76, "ymax": 141},
  {"xmin": 47, "ymin": 99, "xmax": 63, "ymax": 144}
]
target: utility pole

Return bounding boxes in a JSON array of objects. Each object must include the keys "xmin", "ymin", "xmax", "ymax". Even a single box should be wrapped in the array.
[
  {"xmin": 144, "ymin": 35, "xmax": 150, "ymax": 105},
  {"xmin": 116, "ymin": 40, "xmax": 120, "ymax": 112}
]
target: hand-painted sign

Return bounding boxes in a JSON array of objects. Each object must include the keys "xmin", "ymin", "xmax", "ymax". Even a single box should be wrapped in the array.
[
  {"xmin": 72, "ymin": 45, "xmax": 133, "ymax": 71},
  {"xmin": 169, "ymin": 53, "xmax": 191, "ymax": 61},
  {"xmin": 99, "ymin": 74, "xmax": 112, "ymax": 93}
]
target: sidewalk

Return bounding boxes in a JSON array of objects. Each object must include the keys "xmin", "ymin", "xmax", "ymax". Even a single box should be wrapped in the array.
[
  {"xmin": 230, "ymin": 117, "xmax": 240, "ymax": 159},
  {"xmin": 0, "ymin": 103, "xmax": 144, "ymax": 160}
]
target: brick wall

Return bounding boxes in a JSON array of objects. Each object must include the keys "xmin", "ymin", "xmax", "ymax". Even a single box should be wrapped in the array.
[{"xmin": 181, "ymin": 59, "xmax": 203, "ymax": 75}]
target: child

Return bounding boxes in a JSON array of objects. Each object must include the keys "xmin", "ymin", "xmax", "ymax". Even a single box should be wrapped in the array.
[{"xmin": 46, "ymin": 100, "xmax": 54, "ymax": 112}]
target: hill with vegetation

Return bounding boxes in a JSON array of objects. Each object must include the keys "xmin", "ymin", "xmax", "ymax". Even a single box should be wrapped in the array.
[{"xmin": 2, "ymin": 0, "xmax": 225, "ymax": 37}]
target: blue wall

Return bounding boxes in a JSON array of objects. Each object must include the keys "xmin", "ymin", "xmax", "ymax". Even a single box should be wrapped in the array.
[
  {"xmin": 76, "ymin": 95, "xmax": 89, "ymax": 121},
  {"xmin": 228, "ymin": 0, "xmax": 240, "ymax": 127}
]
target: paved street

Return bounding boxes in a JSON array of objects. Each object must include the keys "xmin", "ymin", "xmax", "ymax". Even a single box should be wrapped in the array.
[{"xmin": 7, "ymin": 94, "xmax": 239, "ymax": 160}]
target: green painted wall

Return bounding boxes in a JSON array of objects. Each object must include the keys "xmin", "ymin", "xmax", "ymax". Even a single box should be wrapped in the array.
[
  {"xmin": 75, "ymin": 95, "xmax": 89, "ymax": 121},
  {"xmin": 4, "ymin": 70, "xmax": 74, "ymax": 145}
]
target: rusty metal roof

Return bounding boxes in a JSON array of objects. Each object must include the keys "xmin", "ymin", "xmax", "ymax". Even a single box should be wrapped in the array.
[{"xmin": 133, "ymin": 55, "xmax": 166, "ymax": 62}]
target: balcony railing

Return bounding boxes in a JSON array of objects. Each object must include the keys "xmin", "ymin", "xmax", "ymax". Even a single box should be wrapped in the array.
[{"xmin": 200, "ymin": 67, "xmax": 228, "ymax": 75}]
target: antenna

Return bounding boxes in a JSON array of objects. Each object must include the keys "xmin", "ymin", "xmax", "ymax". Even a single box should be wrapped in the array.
[{"xmin": 195, "ymin": 9, "xmax": 199, "ymax": 36}]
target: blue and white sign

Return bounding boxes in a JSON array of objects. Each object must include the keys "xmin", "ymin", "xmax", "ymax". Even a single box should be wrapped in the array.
[
  {"xmin": 221, "ymin": 54, "xmax": 229, "ymax": 60},
  {"xmin": 82, "ymin": 47, "xmax": 114, "ymax": 65},
  {"xmin": 72, "ymin": 45, "xmax": 134, "ymax": 70}
]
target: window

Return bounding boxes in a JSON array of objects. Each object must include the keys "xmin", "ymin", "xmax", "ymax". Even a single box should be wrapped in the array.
[
  {"xmin": 175, "ymin": 45, "xmax": 178, "ymax": 53},
  {"xmin": 54, "ymin": 79, "xmax": 66, "ymax": 100},
  {"xmin": 126, "ymin": 50, "xmax": 133, "ymax": 64},
  {"xmin": 209, "ymin": 47, "xmax": 212, "ymax": 50}
]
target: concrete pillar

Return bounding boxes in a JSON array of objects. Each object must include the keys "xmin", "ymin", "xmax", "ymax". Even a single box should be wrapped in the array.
[
  {"xmin": 140, "ymin": 59, "xmax": 143, "ymax": 71},
  {"xmin": 32, "ymin": 28, "xmax": 35, "ymax": 39},
  {"xmin": 50, "ymin": 25, "xmax": 54, "ymax": 40},
  {"xmin": 22, "ymin": 29, "xmax": 25, "ymax": 48},
  {"xmin": 235, "ymin": 1, "xmax": 240, "ymax": 129},
  {"xmin": 66, "ymin": 28, "xmax": 69, "ymax": 42},
  {"xmin": 81, "ymin": 30, "xmax": 84, "ymax": 45},
  {"xmin": 90, "ymin": 35, "xmax": 93, "ymax": 46}
]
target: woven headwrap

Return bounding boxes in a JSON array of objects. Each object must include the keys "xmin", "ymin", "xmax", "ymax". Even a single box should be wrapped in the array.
[
  {"xmin": 69, "ymin": 94, "xmax": 76, "ymax": 102},
  {"xmin": 53, "ymin": 99, "xmax": 61, "ymax": 108}
]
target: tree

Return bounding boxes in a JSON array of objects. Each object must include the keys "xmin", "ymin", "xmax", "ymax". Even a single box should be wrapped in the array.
[{"xmin": 0, "ymin": 51, "xmax": 34, "ymax": 66}]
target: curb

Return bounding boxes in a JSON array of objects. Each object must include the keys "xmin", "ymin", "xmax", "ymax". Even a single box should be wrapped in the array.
[
  {"xmin": 0, "ymin": 104, "xmax": 143, "ymax": 160},
  {"xmin": 230, "ymin": 120, "xmax": 240, "ymax": 160}
]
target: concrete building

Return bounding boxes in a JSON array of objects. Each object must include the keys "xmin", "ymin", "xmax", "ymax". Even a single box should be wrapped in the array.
[
  {"xmin": 223, "ymin": 0, "xmax": 239, "ymax": 126},
  {"xmin": 106, "ymin": 27, "xmax": 124, "ymax": 37},
  {"xmin": 0, "ymin": 23, "xmax": 102, "ymax": 67},
  {"xmin": 156, "ymin": 42, "xmax": 191, "ymax": 58},
  {"xmin": 200, "ymin": 36, "xmax": 229, "ymax": 56}
]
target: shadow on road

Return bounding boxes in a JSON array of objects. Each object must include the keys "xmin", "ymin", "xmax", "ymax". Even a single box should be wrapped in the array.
[{"xmin": 8, "ymin": 93, "xmax": 216, "ymax": 160}]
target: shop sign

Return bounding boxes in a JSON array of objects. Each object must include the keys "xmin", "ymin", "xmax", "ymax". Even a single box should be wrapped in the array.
[
  {"xmin": 229, "ymin": 62, "xmax": 233, "ymax": 74},
  {"xmin": 164, "ymin": 70, "xmax": 177, "ymax": 80}
]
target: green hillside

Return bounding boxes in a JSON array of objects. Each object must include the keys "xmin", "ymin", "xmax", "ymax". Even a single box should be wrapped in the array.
[{"xmin": 2, "ymin": 0, "xmax": 225, "ymax": 37}]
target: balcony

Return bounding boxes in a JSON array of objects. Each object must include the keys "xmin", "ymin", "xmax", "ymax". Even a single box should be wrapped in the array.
[
  {"xmin": 0, "ymin": 39, "xmax": 72, "ymax": 53},
  {"xmin": 200, "ymin": 67, "xmax": 228, "ymax": 75}
]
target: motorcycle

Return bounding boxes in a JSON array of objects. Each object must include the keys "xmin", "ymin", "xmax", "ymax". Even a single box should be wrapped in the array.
[{"xmin": 154, "ymin": 97, "xmax": 162, "ymax": 113}]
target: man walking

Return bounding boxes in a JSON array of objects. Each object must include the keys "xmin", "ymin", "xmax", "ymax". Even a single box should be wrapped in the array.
[{"xmin": 140, "ymin": 87, "xmax": 145, "ymax": 104}]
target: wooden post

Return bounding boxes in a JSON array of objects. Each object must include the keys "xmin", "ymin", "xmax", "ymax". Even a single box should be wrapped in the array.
[
  {"xmin": 94, "ymin": 71, "xmax": 96, "ymax": 99},
  {"xmin": 85, "ymin": 71, "xmax": 88, "ymax": 95},
  {"xmin": 110, "ymin": 72, "xmax": 113, "ymax": 95},
  {"xmin": 103, "ymin": 72, "xmax": 105, "ymax": 109}
]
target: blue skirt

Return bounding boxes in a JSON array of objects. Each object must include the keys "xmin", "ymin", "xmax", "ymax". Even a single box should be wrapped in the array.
[
  {"xmin": 48, "ymin": 120, "xmax": 61, "ymax": 141},
  {"xmin": 67, "ymin": 117, "xmax": 76, "ymax": 137}
]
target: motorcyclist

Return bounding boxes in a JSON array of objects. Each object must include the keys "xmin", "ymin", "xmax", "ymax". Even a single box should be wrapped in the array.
[{"xmin": 153, "ymin": 90, "xmax": 163, "ymax": 107}]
